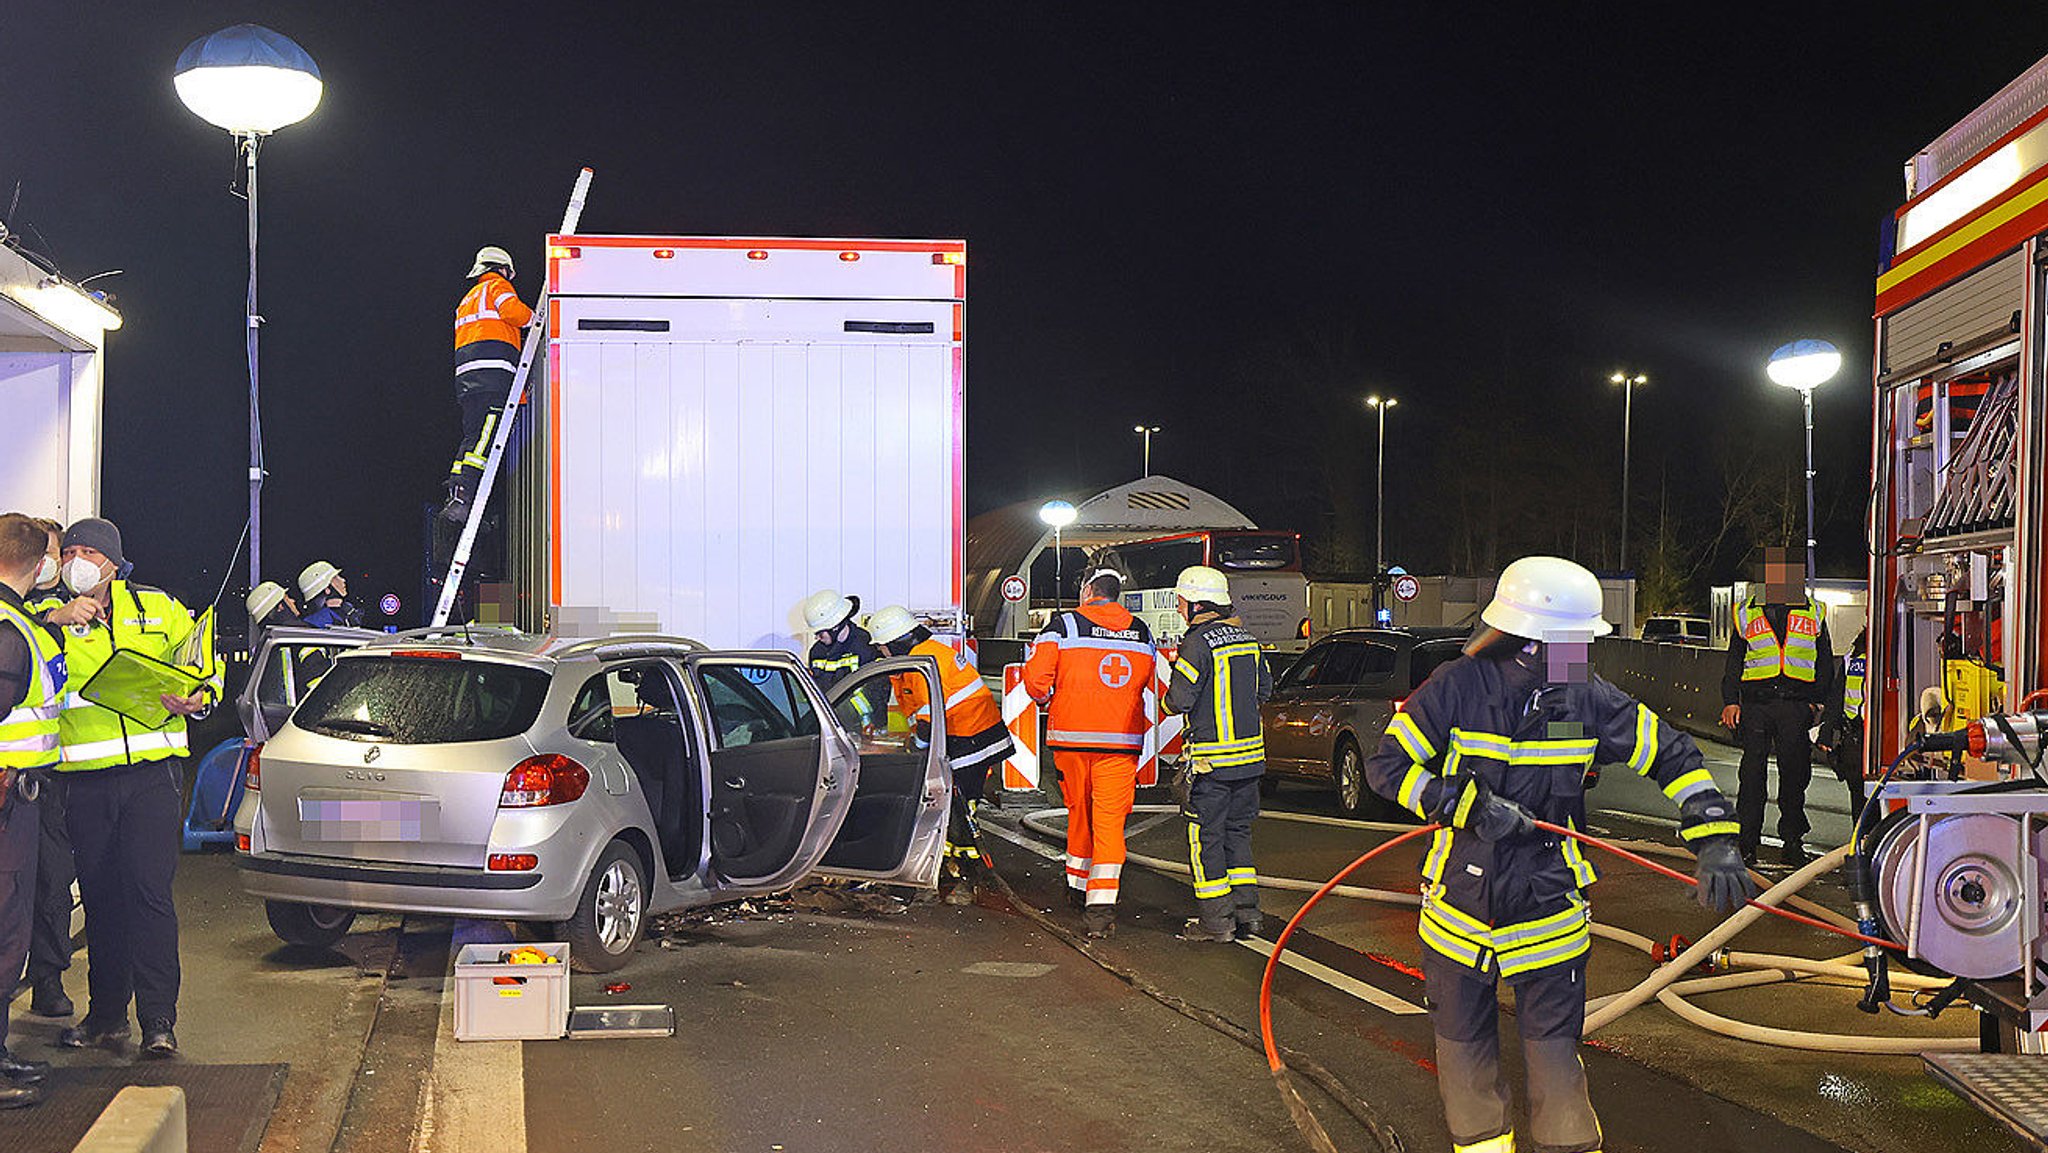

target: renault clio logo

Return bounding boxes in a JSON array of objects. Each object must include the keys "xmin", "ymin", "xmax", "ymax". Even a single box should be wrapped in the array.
[{"xmin": 363, "ymin": 745, "xmax": 382, "ymax": 765}]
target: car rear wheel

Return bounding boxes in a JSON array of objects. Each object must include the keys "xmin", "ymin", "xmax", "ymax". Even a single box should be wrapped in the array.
[
  {"xmin": 562, "ymin": 840, "xmax": 646, "ymax": 973},
  {"xmin": 1334, "ymin": 741, "xmax": 1371, "ymax": 817},
  {"xmin": 265, "ymin": 900, "xmax": 355, "ymax": 949}
]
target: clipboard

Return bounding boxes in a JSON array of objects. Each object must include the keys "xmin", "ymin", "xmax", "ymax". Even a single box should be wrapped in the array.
[{"xmin": 78, "ymin": 649, "xmax": 206, "ymax": 730}]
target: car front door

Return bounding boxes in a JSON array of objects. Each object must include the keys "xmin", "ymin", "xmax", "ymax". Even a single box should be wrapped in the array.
[
  {"xmin": 809, "ymin": 655, "xmax": 953, "ymax": 887},
  {"xmin": 688, "ymin": 655, "xmax": 857, "ymax": 892},
  {"xmin": 1262, "ymin": 642, "xmax": 1329, "ymax": 775}
]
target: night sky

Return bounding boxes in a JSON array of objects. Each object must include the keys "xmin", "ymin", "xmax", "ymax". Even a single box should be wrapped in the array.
[{"xmin": 4, "ymin": 4, "xmax": 2043, "ymax": 618}]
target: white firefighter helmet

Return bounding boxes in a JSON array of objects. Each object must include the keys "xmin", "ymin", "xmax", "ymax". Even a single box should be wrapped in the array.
[
  {"xmin": 867, "ymin": 605, "xmax": 920, "ymax": 647},
  {"xmin": 1173, "ymin": 565, "xmax": 1231, "ymax": 605},
  {"xmin": 1480, "ymin": 556, "xmax": 1613, "ymax": 641},
  {"xmin": 468, "ymin": 245, "xmax": 515, "ymax": 278},
  {"xmin": 802, "ymin": 589, "xmax": 855, "ymax": 632},
  {"xmin": 298, "ymin": 560, "xmax": 340, "ymax": 601},
  {"xmin": 246, "ymin": 581, "xmax": 288, "ymax": 621}
]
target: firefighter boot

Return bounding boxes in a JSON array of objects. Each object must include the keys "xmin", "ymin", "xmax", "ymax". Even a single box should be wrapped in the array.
[{"xmin": 1083, "ymin": 905, "xmax": 1116, "ymax": 939}]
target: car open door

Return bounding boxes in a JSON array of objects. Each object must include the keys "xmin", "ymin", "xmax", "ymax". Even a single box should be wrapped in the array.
[
  {"xmin": 239, "ymin": 626, "xmax": 382, "ymax": 741},
  {"xmin": 810, "ymin": 655, "xmax": 953, "ymax": 888},
  {"xmin": 689, "ymin": 655, "xmax": 858, "ymax": 892}
]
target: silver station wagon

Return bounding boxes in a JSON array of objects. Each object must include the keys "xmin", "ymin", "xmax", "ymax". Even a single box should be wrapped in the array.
[{"xmin": 233, "ymin": 627, "xmax": 954, "ymax": 971}]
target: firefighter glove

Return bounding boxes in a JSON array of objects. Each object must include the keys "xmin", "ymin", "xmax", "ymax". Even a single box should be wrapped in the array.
[
  {"xmin": 1445, "ymin": 777, "xmax": 1534, "ymax": 843},
  {"xmin": 1694, "ymin": 839, "xmax": 1755, "ymax": 914},
  {"xmin": 1170, "ymin": 763, "xmax": 1197, "ymax": 818}
]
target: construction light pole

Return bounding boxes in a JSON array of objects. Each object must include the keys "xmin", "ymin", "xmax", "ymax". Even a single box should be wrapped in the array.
[
  {"xmin": 1134, "ymin": 424, "xmax": 1161, "ymax": 478},
  {"xmin": 176, "ymin": 24, "xmax": 323, "ymax": 599},
  {"xmin": 1766, "ymin": 340, "xmax": 1842, "ymax": 587},
  {"xmin": 1610, "ymin": 371, "xmax": 1647, "ymax": 570},
  {"xmin": 1039, "ymin": 500, "xmax": 1078, "ymax": 611},
  {"xmin": 1366, "ymin": 396, "xmax": 1397, "ymax": 575}
]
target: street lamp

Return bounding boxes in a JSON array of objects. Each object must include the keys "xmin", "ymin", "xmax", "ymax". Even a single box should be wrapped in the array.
[
  {"xmin": 1039, "ymin": 499, "xmax": 1078, "ymax": 611},
  {"xmin": 175, "ymin": 24, "xmax": 323, "ymax": 599},
  {"xmin": 1609, "ymin": 370, "xmax": 1648, "ymax": 570},
  {"xmin": 1766, "ymin": 339, "xmax": 1843, "ymax": 586},
  {"xmin": 1134, "ymin": 424, "xmax": 1161, "ymax": 478},
  {"xmin": 1365, "ymin": 396, "xmax": 1397, "ymax": 576}
]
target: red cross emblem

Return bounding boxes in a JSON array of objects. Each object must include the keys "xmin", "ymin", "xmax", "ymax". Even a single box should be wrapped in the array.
[{"xmin": 1098, "ymin": 653, "xmax": 1133, "ymax": 689}]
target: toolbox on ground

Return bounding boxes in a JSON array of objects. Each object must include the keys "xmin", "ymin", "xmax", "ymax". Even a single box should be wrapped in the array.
[{"xmin": 453, "ymin": 942, "xmax": 570, "ymax": 1041}]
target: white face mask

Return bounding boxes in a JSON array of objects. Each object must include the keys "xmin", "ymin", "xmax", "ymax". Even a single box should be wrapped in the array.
[
  {"xmin": 32, "ymin": 555, "xmax": 58, "ymax": 588},
  {"xmin": 63, "ymin": 556, "xmax": 107, "ymax": 595}
]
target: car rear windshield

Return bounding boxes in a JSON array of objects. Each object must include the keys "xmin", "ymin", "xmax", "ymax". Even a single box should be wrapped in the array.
[{"xmin": 293, "ymin": 656, "xmax": 552, "ymax": 744}]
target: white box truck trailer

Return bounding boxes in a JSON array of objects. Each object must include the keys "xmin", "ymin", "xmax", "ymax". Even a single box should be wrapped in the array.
[
  {"xmin": 508, "ymin": 236, "xmax": 967, "ymax": 652},
  {"xmin": 0, "ymin": 243, "xmax": 113, "ymax": 522}
]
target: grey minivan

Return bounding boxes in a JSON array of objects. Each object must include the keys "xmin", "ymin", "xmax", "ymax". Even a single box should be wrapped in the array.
[{"xmin": 233, "ymin": 628, "xmax": 954, "ymax": 971}]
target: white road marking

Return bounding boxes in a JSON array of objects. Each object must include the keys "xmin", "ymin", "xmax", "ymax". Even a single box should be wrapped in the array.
[
  {"xmin": 413, "ymin": 932, "xmax": 528, "ymax": 1153},
  {"xmin": 1237, "ymin": 936, "xmax": 1427, "ymax": 1015},
  {"xmin": 983, "ymin": 816, "xmax": 1426, "ymax": 1016}
]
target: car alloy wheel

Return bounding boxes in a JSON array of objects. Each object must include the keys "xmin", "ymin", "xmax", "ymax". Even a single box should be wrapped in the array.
[
  {"xmin": 594, "ymin": 859, "xmax": 644, "ymax": 953},
  {"xmin": 1336, "ymin": 744, "xmax": 1364, "ymax": 814}
]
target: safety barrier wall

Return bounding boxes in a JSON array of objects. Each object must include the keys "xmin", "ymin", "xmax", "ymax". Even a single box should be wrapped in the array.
[{"xmin": 1591, "ymin": 638, "xmax": 1726, "ymax": 744}]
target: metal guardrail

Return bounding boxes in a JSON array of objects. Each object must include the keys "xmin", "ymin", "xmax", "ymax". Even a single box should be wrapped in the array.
[{"xmin": 1592, "ymin": 638, "xmax": 1727, "ymax": 744}]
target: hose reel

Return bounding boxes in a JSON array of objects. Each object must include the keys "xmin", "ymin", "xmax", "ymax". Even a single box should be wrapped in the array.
[{"xmin": 1869, "ymin": 806, "xmax": 2047, "ymax": 979}]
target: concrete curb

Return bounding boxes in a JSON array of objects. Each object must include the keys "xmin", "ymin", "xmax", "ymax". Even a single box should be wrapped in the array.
[{"xmin": 72, "ymin": 1085, "xmax": 186, "ymax": 1153}]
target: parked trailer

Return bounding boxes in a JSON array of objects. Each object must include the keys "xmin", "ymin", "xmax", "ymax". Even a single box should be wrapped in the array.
[
  {"xmin": 0, "ymin": 243, "xmax": 115, "ymax": 523},
  {"xmin": 507, "ymin": 236, "xmax": 967, "ymax": 652}
]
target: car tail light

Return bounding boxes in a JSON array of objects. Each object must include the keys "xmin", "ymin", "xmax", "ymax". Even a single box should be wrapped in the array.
[
  {"xmin": 236, "ymin": 834, "xmax": 251, "ymax": 852},
  {"xmin": 393, "ymin": 649, "xmax": 460, "ymax": 660},
  {"xmin": 500, "ymin": 754, "xmax": 590, "ymax": 807},
  {"xmin": 488, "ymin": 853, "xmax": 539, "ymax": 871},
  {"xmin": 245, "ymin": 742, "xmax": 262, "ymax": 792}
]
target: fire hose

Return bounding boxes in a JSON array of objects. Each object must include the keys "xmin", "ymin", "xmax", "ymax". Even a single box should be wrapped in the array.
[{"xmin": 1015, "ymin": 802, "xmax": 1976, "ymax": 1132}]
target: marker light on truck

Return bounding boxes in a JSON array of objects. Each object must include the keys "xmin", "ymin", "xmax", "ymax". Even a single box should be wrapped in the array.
[
  {"xmin": 652, "ymin": 249, "xmax": 675, "ymax": 259},
  {"xmin": 838, "ymin": 251, "xmax": 861, "ymax": 262},
  {"xmin": 548, "ymin": 245, "xmax": 580, "ymax": 260},
  {"xmin": 932, "ymin": 252, "xmax": 965, "ymax": 266},
  {"xmin": 746, "ymin": 250, "xmax": 769, "ymax": 261}
]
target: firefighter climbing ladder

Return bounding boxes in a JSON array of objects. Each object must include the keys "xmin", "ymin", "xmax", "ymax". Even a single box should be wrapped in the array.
[{"xmin": 431, "ymin": 167, "xmax": 593, "ymax": 628}]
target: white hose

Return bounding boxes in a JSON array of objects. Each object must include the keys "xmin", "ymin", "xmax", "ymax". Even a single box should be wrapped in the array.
[{"xmin": 1013, "ymin": 806, "xmax": 1975, "ymax": 1054}]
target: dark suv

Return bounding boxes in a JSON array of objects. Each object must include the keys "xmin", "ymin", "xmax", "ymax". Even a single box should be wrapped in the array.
[{"xmin": 1259, "ymin": 627, "xmax": 1468, "ymax": 817}]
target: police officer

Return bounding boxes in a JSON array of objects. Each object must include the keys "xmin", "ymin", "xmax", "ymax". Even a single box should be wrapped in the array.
[
  {"xmin": 0, "ymin": 512, "xmax": 66, "ymax": 1106},
  {"xmin": 1818, "ymin": 626, "xmax": 1869, "ymax": 823},
  {"xmin": 19, "ymin": 517, "xmax": 75, "ymax": 1020},
  {"xmin": 1719, "ymin": 546, "xmax": 1834, "ymax": 867},
  {"xmin": 1022, "ymin": 568, "xmax": 1155, "ymax": 937},
  {"xmin": 801, "ymin": 589, "xmax": 878, "ymax": 693},
  {"xmin": 1163, "ymin": 565, "xmax": 1272, "ymax": 943},
  {"xmin": 869, "ymin": 606, "xmax": 1013, "ymax": 903},
  {"xmin": 1365, "ymin": 556, "xmax": 1754, "ymax": 1153},
  {"xmin": 44, "ymin": 518, "xmax": 211, "ymax": 1057},
  {"xmin": 296, "ymin": 561, "xmax": 362, "ymax": 629}
]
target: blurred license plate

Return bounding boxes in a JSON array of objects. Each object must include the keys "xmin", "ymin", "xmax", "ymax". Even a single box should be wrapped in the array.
[{"xmin": 298, "ymin": 797, "xmax": 438, "ymax": 842}]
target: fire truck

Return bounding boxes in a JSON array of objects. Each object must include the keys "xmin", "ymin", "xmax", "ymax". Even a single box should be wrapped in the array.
[{"xmin": 1864, "ymin": 51, "xmax": 2048, "ymax": 1142}]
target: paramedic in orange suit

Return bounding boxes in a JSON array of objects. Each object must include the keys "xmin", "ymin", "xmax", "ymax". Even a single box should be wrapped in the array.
[{"xmin": 1023, "ymin": 569, "xmax": 1155, "ymax": 938}]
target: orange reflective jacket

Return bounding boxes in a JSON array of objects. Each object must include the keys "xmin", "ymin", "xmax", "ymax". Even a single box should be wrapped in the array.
[
  {"xmin": 1023, "ymin": 598, "xmax": 1155, "ymax": 752},
  {"xmin": 454, "ymin": 273, "xmax": 533, "ymax": 352},
  {"xmin": 894, "ymin": 637, "xmax": 1002, "ymax": 738}
]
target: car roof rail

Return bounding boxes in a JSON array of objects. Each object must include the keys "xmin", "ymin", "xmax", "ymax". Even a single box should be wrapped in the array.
[
  {"xmin": 365, "ymin": 623, "xmax": 535, "ymax": 652},
  {"xmin": 548, "ymin": 633, "xmax": 708, "ymax": 661}
]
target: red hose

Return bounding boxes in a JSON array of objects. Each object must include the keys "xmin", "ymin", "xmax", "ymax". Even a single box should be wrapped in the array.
[{"xmin": 1255, "ymin": 819, "xmax": 1905, "ymax": 1074}]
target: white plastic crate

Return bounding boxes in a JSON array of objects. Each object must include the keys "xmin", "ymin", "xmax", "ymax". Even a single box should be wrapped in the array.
[{"xmin": 453, "ymin": 942, "xmax": 570, "ymax": 1041}]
